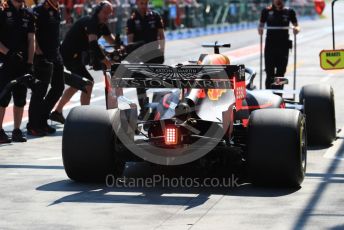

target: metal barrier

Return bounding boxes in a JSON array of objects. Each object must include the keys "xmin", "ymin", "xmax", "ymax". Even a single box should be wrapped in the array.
[{"xmin": 58, "ymin": 1, "xmax": 318, "ymax": 41}]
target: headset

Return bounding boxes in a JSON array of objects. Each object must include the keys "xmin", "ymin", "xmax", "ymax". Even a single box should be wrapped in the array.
[{"xmin": 93, "ymin": 1, "xmax": 108, "ymax": 17}]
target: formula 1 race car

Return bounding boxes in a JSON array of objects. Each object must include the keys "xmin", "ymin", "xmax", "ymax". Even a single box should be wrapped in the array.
[{"xmin": 62, "ymin": 43, "xmax": 336, "ymax": 187}]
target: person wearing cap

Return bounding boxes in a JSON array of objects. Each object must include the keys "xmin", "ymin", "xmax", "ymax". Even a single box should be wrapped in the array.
[
  {"xmin": 26, "ymin": 0, "xmax": 64, "ymax": 136},
  {"xmin": 50, "ymin": 0, "xmax": 118, "ymax": 124},
  {"xmin": 258, "ymin": 0, "xmax": 300, "ymax": 89},
  {"xmin": 126, "ymin": 0, "xmax": 165, "ymax": 120},
  {"xmin": 0, "ymin": 0, "xmax": 35, "ymax": 143}
]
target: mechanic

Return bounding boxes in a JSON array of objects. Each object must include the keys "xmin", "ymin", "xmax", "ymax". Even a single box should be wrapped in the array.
[
  {"xmin": 26, "ymin": 0, "xmax": 64, "ymax": 136},
  {"xmin": 50, "ymin": 1, "xmax": 117, "ymax": 124},
  {"xmin": 258, "ymin": 0, "xmax": 300, "ymax": 89},
  {"xmin": 126, "ymin": 0, "xmax": 165, "ymax": 120},
  {"xmin": 0, "ymin": 0, "xmax": 35, "ymax": 143}
]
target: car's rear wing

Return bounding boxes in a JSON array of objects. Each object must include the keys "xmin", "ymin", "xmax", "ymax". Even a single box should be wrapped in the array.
[{"xmin": 109, "ymin": 64, "xmax": 245, "ymax": 89}]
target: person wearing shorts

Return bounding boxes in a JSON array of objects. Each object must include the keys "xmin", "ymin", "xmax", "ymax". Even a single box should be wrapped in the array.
[{"xmin": 50, "ymin": 1, "xmax": 118, "ymax": 123}]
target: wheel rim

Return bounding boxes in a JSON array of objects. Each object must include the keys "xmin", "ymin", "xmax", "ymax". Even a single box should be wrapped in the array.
[
  {"xmin": 301, "ymin": 120, "xmax": 307, "ymax": 171},
  {"xmin": 330, "ymin": 88, "xmax": 336, "ymax": 139}
]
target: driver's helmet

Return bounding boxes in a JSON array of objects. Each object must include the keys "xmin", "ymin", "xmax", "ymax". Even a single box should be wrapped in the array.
[{"xmin": 199, "ymin": 54, "xmax": 230, "ymax": 65}]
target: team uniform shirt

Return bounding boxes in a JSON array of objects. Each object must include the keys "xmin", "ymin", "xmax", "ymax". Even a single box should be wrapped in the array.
[
  {"xmin": 33, "ymin": 0, "xmax": 61, "ymax": 60},
  {"xmin": 127, "ymin": 9, "xmax": 164, "ymax": 48},
  {"xmin": 0, "ymin": 1, "xmax": 35, "ymax": 62},
  {"xmin": 260, "ymin": 5, "xmax": 297, "ymax": 45},
  {"xmin": 61, "ymin": 15, "xmax": 111, "ymax": 61}
]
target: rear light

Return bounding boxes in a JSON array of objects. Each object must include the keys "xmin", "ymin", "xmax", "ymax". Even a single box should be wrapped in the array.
[{"xmin": 164, "ymin": 126, "xmax": 179, "ymax": 145}]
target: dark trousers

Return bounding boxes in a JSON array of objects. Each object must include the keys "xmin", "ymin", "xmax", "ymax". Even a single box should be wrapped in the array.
[
  {"xmin": 264, "ymin": 44, "xmax": 289, "ymax": 89},
  {"xmin": 28, "ymin": 55, "xmax": 64, "ymax": 128},
  {"xmin": 0, "ymin": 61, "xmax": 27, "ymax": 108},
  {"xmin": 137, "ymin": 88, "xmax": 149, "ymax": 112}
]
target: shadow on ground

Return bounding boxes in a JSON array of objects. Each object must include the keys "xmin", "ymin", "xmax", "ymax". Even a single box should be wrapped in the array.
[{"xmin": 36, "ymin": 162, "xmax": 299, "ymax": 209}]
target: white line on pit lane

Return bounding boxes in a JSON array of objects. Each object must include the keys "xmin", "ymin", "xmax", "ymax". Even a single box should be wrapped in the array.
[
  {"xmin": 37, "ymin": 157, "xmax": 62, "ymax": 161},
  {"xmin": 323, "ymin": 126, "xmax": 344, "ymax": 161},
  {"xmin": 3, "ymin": 94, "xmax": 106, "ymax": 128},
  {"xmin": 3, "ymin": 87, "xmax": 137, "ymax": 128},
  {"xmin": 320, "ymin": 73, "xmax": 334, "ymax": 82}
]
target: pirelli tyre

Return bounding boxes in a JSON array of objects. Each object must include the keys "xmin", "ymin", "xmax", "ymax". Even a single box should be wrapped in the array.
[
  {"xmin": 300, "ymin": 84, "xmax": 336, "ymax": 146},
  {"xmin": 62, "ymin": 106, "xmax": 124, "ymax": 182},
  {"xmin": 247, "ymin": 109, "xmax": 307, "ymax": 187}
]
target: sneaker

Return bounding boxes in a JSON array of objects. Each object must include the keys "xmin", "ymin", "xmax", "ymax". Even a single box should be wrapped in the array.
[
  {"xmin": 0, "ymin": 129, "xmax": 11, "ymax": 144},
  {"xmin": 49, "ymin": 111, "xmax": 65, "ymax": 124},
  {"xmin": 12, "ymin": 129, "xmax": 27, "ymax": 142},
  {"xmin": 42, "ymin": 124, "xmax": 56, "ymax": 134},
  {"xmin": 27, "ymin": 127, "xmax": 46, "ymax": 137}
]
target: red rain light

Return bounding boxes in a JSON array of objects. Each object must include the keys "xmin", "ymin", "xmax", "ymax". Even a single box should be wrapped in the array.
[{"xmin": 165, "ymin": 126, "xmax": 179, "ymax": 145}]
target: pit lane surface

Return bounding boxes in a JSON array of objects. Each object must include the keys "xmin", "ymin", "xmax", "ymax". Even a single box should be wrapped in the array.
[{"xmin": 1, "ymin": 3, "xmax": 344, "ymax": 230}]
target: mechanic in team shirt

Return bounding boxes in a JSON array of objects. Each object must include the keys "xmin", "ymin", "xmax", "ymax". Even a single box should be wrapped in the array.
[
  {"xmin": 258, "ymin": 0, "xmax": 300, "ymax": 89},
  {"xmin": 50, "ymin": 1, "xmax": 118, "ymax": 124},
  {"xmin": 0, "ymin": 0, "xmax": 35, "ymax": 143},
  {"xmin": 126, "ymin": 0, "xmax": 165, "ymax": 120},
  {"xmin": 27, "ymin": 0, "xmax": 64, "ymax": 136}
]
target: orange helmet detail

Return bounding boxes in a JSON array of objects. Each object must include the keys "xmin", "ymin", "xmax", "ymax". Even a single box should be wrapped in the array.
[{"xmin": 200, "ymin": 54, "xmax": 230, "ymax": 65}]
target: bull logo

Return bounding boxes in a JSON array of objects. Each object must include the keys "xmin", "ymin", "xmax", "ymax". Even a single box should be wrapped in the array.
[{"xmin": 208, "ymin": 89, "xmax": 227, "ymax": 101}]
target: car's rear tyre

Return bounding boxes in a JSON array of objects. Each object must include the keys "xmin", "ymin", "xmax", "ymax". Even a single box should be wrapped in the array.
[
  {"xmin": 300, "ymin": 84, "xmax": 336, "ymax": 145},
  {"xmin": 62, "ymin": 106, "xmax": 124, "ymax": 182},
  {"xmin": 247, "ymin": 109, "xmax": 307, "ymax": 187}
]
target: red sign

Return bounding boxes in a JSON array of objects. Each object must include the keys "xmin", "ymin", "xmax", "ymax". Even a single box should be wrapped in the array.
[{"xmin": 314, "ymin": 0, "xmax": 326, "ymax": 15}]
